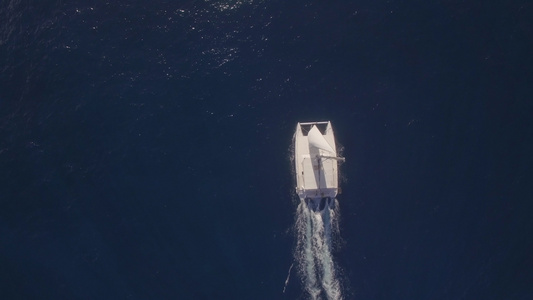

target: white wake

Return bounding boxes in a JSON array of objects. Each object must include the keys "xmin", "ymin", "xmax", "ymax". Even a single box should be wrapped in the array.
[{"xmin": 295, "ymin": 199, "xmax": 342, "ymax": 300}]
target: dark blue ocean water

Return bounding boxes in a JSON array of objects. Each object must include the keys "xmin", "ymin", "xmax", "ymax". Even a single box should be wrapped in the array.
[{"xmin": 1, "ymin": 0, "xmax": 532, "ymax": 299}]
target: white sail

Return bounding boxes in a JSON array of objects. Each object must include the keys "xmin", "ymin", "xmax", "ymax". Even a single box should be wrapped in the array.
[{"xmin": 308, "ymin": 125, "xmax": 335, "ymax": 153}]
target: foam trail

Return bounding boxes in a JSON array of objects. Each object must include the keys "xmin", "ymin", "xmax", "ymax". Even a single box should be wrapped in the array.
[
  {"xmin": 297, "ymin": 202, "xmax": 321, "ymax": 299},
  {"xmin": 317, "ymin": 203, "xmax": 341, "ymax": 300},
  {"xmin": 283, "ymin": 263, "xmax": 294, "ymax": 293},
  {"xmin": 296, "ymin": 199, "xmax": 342, "ymax": 300}
]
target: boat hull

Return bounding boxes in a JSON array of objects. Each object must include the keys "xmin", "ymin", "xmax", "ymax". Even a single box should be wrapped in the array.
[{"xmin": 294, "ymin": 121, "xmax": 342, "ymax": 210}]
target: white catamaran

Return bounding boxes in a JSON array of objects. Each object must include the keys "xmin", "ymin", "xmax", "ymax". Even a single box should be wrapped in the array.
[{"xmin": 294, "ymin": 121, "xmax": 345, "ymax": 211}]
